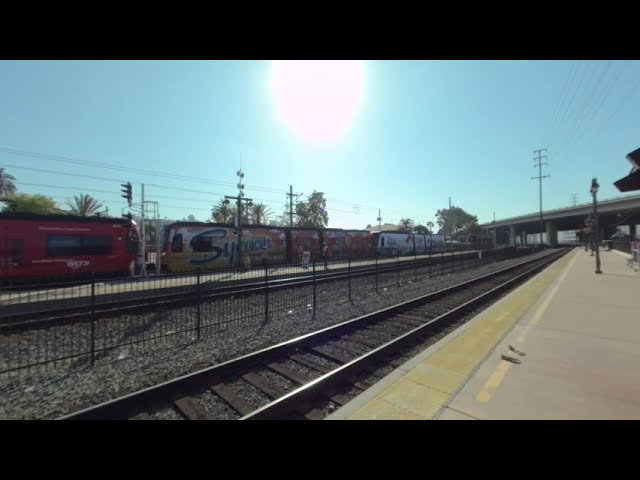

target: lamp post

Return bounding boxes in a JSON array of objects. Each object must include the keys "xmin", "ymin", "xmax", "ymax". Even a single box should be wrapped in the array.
[{"xmin": 590, "ymin": 178, "xmax": 602, "ymax": 274}]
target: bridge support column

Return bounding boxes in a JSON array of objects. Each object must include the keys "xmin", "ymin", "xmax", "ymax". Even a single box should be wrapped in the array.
[
  {"xmin": 546, "ymin": 221, "xmax": 558, "ymax": 247},
  {"xmin": 509, "ymin": 225, "xmax": 516, "ymax": 247},
  {"xmin": 630, "ymin": 224, "xmax": 636, "ymax": 240}
]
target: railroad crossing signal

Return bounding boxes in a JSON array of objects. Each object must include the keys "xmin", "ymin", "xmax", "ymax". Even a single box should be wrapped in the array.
[{"xmin": 121, "ymin": 182, "xmax": 133, "ymax": 207}]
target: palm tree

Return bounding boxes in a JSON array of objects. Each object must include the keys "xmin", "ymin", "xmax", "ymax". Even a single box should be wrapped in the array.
[
  {"xmin": 212, "ymin": 199, "xmax": 235, "ymax": 223},
  {"xmin": 250, "ymin": 203, "xmax": 273, "ymax": 225},
  {"xmin": 0, "ymin": 168, "xmax": 17, "ymax": 197},
  {"xmin": 67, "ymin": 194, "xmax": 103, "ymax": 216}
]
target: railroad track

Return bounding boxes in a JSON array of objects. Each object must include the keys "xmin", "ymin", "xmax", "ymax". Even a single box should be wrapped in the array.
[
  {"xmin": 1, "ymin": 250, "xmax": 491, "ymax": 329},
  {"xmin": 57, "ymin": 248, "xmax": 568, "ymax": 420}
]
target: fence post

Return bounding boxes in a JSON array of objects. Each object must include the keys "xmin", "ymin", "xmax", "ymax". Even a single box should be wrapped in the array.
[
  {"xmin": 348, "ymin": 257, "xmax": 352, "ymax": 301},
  {"xmin": 312, "ymin": 261, "xmax": 317, "ymax": 320},
  {"xmin": 90, "ymin": 273, "xmax": 96, "ymax": 367},
  {"xmin": 441, "ymin": 246, "xmax": 444, "ymax": 275},
  {"xmin": 414, "ymin": 252, "xmax": 417, "ymax": 282},
  {"xmin": 397, "ymin": 255, "xmax": 400, "ymax": 287},
  {"xmin": 451, "ymin": 245, "xmax": 455, "ymax": 273},
  {"xmin": 375, "ymin": 256, "xmax": 379, "ymax": 293},
  {"xmin": 264, "ymin": 264, "xmax": 269, "ymax": 324},
  {"xmin": 196, "ymin": 269, "xmax": 201, "ymax": 340}
]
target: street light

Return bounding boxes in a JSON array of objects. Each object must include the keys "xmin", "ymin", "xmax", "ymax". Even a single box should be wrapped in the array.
[{"xmin": 590, "ymin": 178, "xmax": 602, "ymax": 274}]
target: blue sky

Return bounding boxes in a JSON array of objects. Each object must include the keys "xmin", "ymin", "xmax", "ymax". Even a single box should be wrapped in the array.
[{"xmin": 1, "ymin": 60, "xmax": 639, "ymax": 230}]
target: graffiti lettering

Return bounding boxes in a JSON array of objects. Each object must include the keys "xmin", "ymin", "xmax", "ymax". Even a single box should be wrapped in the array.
[{"xmin": 66, "ymin": 260, "xmax": 90, "ymax": 269}]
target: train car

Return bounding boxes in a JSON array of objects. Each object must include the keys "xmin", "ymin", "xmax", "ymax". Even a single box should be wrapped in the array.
[
  {"xmin": 289, "ymin": 228, "xmax": 322, "ymax": 263},
  {"xmin": 372, "ymin": 232, "xmax": 416, "ymax": 256},
  {"xmin": 321, "ymin": 229, "xmax": 373, "ymax": 260},
  {"xmin": 0, "ymin": 213, "xmax": 139, "ymax": 282},
  {"xmin": 426, "ymin": 233, "xmax": 446, "ymax": 253},
  {"xmin": 373, "ymin": 232, "xmax": 445, "ymax": 256},
  {"xmin": 343, "ymin": 230, "xmax": 374, "ymax": 259},
  {"xmin": 161, "ymin": 222, "xmax": 375, "ymax": 272},
  {"xmin": 162, "ymin": 222, "xmax": 288, "ymax": 272}
]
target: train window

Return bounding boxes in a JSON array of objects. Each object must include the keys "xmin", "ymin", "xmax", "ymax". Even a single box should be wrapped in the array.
[
  {"xmin": 47, "ymin": 235, "xmax": 112, "ymax": 256},
  {"xmin": 192, "ymin": 236, "xmax": 213, "ymax": 252},
  {"xmin": 11, "ymin": 240, "xmax": 24, "ymax": 266},
  {"xmin": 172, "ymin": 234, "xmax": 183, "ymax": 252}
]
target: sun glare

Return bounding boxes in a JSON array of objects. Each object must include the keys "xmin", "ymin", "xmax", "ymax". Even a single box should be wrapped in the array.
[{"xmin": 270, "ymin": 60, "xmax": 364, "ymax": 143}]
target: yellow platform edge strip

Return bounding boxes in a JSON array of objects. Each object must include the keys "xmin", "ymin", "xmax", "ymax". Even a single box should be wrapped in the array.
[{"xmin": 347, "ymin": 249, "xmax": 579, "ymax": 420}]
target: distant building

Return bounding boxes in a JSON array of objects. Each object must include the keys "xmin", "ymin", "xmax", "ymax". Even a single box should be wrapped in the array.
[{"xmin": 366, "ymin": 223, "xmax": 400, "ymax": 233}]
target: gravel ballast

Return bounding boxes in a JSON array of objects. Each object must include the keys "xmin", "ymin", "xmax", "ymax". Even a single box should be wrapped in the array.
[{"xmin": 0, "ymin": 251, "xmax": 556, "ymax": 419}]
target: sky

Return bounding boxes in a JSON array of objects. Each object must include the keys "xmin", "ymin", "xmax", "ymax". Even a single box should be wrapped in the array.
[{"xmin": 1, "ymin": 60, "xmax": 639, "ymax": 230}]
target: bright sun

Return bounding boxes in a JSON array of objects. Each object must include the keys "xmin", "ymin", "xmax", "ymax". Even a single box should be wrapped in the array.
[{"xmin": 270, "ymin": 60, "xmax": 364, "ymax": 143}]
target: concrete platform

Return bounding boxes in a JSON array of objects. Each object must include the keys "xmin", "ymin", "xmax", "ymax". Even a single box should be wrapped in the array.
[{"xmin": 327, "ymin": 248, "xmax": 640, "ymax": 420}]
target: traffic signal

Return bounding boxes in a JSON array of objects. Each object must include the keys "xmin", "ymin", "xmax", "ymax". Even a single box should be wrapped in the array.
[
  {"xmin": 614, "ymin": 147, "xmax": 640, "ymax": 192},
  {"xmin": 121, "ymin": 182, "xmax": 133, "ymax": 206}
]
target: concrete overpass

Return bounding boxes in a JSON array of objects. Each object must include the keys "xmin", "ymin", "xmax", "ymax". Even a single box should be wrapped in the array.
[{"xmin": 480, "ymin": 194, "xmax": 640, "ymax": 247}]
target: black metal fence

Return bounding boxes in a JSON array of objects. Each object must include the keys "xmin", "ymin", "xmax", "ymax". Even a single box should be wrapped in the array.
[{"xmin": 0, "ymin": 246, "xmax": 524, "ymax": 378}]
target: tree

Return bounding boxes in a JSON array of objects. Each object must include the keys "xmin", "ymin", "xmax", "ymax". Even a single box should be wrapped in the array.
[
  {"xmin": 414, "ymin": 224, "xmax": 430, "ymax": 234},
  {"xmin": 250, "ymin": 203, "xmax": 273, "ymax": 225},
  {"xmin": 295, "ymin": 191, "xmax": 328, "ymax": 228},
  {"xmin": 211, "ymin": 199, "xmax": 235, "ymax": 223},
  {"xmin": 436, "ymin": 206, "xmax": 478, "ymax": 239},
  {"xmin": 398, "ymin": 218, "xmax": 414, "ymax": 232},
  {"xmin": 0, "ymin": 168, "xmax": 17, "ymax": 197},
  {"xmin": 1, "ymin": 193, "xmax": 60, "ymax": 215},
  {"xmin": 66, "ymin": 193, "xmax": 103, "ymax": 217},
  {"xmin": 270, "ymin": 205, "xmax": 292, "ymax": 227}
]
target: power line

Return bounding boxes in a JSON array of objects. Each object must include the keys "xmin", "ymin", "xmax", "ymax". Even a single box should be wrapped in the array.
[
  {"xmin": 1, "ymin": 148, "xmax": 420, "ymax": 219},
  {"xmin": 560, "ymin": 62, "xmax": 640, "ymax": 163},
  {"xmin": 0, "ymin": 146, "xmax": 287, "ymax": 195},
  {"xmin": 548, "ymin": 61, "xmax": 593, "ymax": 151},
  {"xmin": 557, "ymin": 61, "xmax": 612, "ymax": 149},
  {"xmin": 556, "ymin": 61, "xmax": 627, "ymax": 160},
  {"xmin": 540, "ymin": 61, "xmax": 578, "ymax": 144},
  {"xmin": 3, "ymin": 150, "xmax": 432, "ymax": 224}
]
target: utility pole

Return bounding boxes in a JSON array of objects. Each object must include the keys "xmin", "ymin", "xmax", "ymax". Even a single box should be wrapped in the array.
[
  {"xmin": 532, "ymin": 149, "xmax": 550, "ymax": 249},
  {"xmin": 286, "ymin": 185, "xmax": 302, "ymax": 227},
  {"xmin": 377, "ymin": 209, "xmax": 382, "ymax": 231},
  {"xmin": 225, "ymin": 169, "xmax": 253, "ymax": 270},
  {"xmin": 449, "ymin": 197, "xmax": 456, "ymax": 240},
  {"xmin": 140, "ymin": 183, "xmax": 147, "ymax": 276},
  {"xmin": 571, "ymin": 194, "xmax": 578, "ymax": 207}
]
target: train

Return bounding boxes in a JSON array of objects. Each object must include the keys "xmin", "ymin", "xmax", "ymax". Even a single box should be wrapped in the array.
[
  {"xmin": 159, "ymin": 222, "xmax": 447, "ymax": 273},
  {"xmin": 0, "ymin": 213, "xmax": 140, "ymax": 283},
  {"xmin": 1, "ymin": 213, "xmax": 458, "ymax": 282}
]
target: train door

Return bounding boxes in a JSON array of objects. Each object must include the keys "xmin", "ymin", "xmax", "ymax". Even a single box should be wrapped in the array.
[
  {"xmin": 1, "ymin": 227, "xmax": 25, "ymax": 278},
  {"xmin": 0, "ymin": 226, "xmax": 6, "ymax": 277},
  {"xmin": 285, "ymin": 229, "xmax": 292, "ymax": 264}
]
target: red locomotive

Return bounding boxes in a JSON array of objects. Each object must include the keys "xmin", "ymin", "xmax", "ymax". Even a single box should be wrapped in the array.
[{"xmin": 0, "ymin": 213, "xmax": 140, "ymax": 282}]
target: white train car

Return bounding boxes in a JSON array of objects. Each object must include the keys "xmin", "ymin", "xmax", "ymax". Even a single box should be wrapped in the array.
[{"xmin": 373, "ymin": 232, "xmax": 446, "ymax": 256}]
